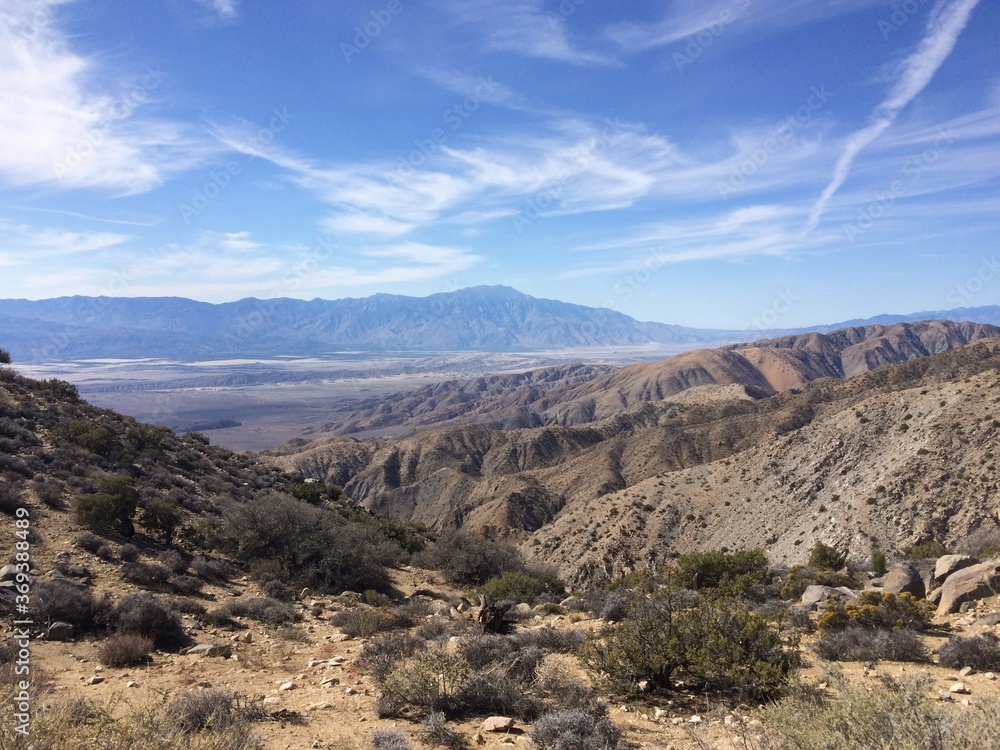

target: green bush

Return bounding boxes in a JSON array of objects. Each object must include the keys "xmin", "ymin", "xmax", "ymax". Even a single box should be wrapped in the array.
[
  {"xmin": 900, "ymin": 540, "xmax": 951, "ymax": 559},
  {"xmin": 871, "ymin": 546, "xmax": 888, "ymax": 576},
  {"xmin": 76, "ymin": 475, "xmax": 140, "ymax": 537},
  {"xmin": 582, "ymin": 585, "xmax": 799, "ymax": 700},
  {"xmin": 673, "ymin": 548, "xmax": 771, "ymax": 593},
  {"xmin": 808, "ymin": 541, "xmax": 848, "ymax": 571},
  {"xmin": 817, "ymin": 591, "xmax": 933, "ymax": 632},
  {"xmin": 414, "ymin": 530, "xmax": 522, "ymax": 585},
  {"xmin": 481, "ymin": 570, "xmax": 559, "ymax": 605},
  {"xmin": 140, "ymin": 500, "xmax": 183, "ymax": 545}
]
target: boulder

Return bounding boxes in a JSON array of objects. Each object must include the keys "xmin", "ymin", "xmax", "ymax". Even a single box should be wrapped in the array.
[
  {"xmin": 185, "ymin": 643, "xmax": 232, "ymax": 658},
  {"xmin": 560, "ymin": 596, "xmax": 585, "ymax": 611},
  {"xmin": 801, "ymin": 585, "xmax": 858, "ymax": 610},
  {"xmin": 482, "ymin": 716, "xmax": 515, "ymax": 732},
  {"xmin": 883, "ymin": 564, "xmax": 925, "ymax": 598},
  {"xmin": 47, "ymin": 621, "xmax": 74, "ymax": 642},
  {"xmin": 934, "ymin": 555, "xmax": 980, "ymax": 586},
  {"xmin": 0, "ymin": 564, "xmax": 18, "ymax": 582},
  {"xmin": 936, "ymin": 560, "xmax": 1000, "ymax": 616}
]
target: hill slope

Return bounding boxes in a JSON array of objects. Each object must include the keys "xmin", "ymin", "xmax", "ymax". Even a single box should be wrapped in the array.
[
  {"xmin": 267, "ymin": 336, "xmax": 1000, "ymax": 584},
  {"xmin": 302, "ymin": 320, "xmax": 1000, "ymax": 436}
]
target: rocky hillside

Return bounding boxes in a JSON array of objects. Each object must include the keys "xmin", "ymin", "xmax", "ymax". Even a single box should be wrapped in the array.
[
  {"xmin": 267, "ymin": 336, "xmax": 1000, "ymax": 584},
  {"xmin": 303, "ymin": 320, "xmax": 1000, "ymax": 437}
]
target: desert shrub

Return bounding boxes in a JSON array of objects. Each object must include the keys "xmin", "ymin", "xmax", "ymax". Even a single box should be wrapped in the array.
[
  {"xmin": 76, "ymin": 475, "xmax": 139, "ymax": 537},
  {"xmin": 0, "ymin": 480, "xmax": 23, "ymax": 515},
  {"xmin": 97, "ymin": 634, "xmax": 154, "ymax": 667},
  {"xmin": 361, "ymin": 631, "xmax": 427, "ymax": 682},
  {"xmin": 119, "ymin": 543, "xmax": 141, "ymax": 562},
  {"xmin": 454, "ymin": 665, "xmax": 543, "ymax": 720},
  {"xmin": 513, "ymin": 626, "xmax": 586, "ymax": 654},
  {"xmin": 583, "ymin": 588, "xmax": 634, "ymax": 622},
  {"xmin": 167, "ymin": 597, "xmax": 207, "ymax": 617},
  {"xmin": 808, "ymin": 541, "xmax": 848, "ymax": 571},
  {"xmin": 419, "ymin": 711, "xmax": 467, "ymax": 750},
  {"xmin": 32, "ymin": 478, "xmax": 64, "ymax": 509},
  {"xmin": 30, "ymin": 580, "xmax": 110, "ymax": 634},
  {"xmin": 900, "ymin": 540, "xmax": 951, "ymax": 559},
  {"xmin": 140, "ymin": 500, "xmax": 183, "ymax": 545},
  {"xmin": 379, "ymin": 648, "xmax": 468, "ymax": 716},
  {"xmin": 121, "ymin": 561, "xmax": 171, "ymax": 586},
  {"xmin": 112, "ymin": 594, "xmax": 187, "ymax": 649},
  {"xmin": 780, "ymin": 565, "xmax": 857, "ymax": 600},
  {"xmin": 817, "ymin": 591, "xmax": 933, "ymax": 632},
  {"xmin": 871, "ymin": 546, "xmax": 888, "ymax": 576},
  {"xmin": 371, "ymin": 728, "xmax": 413, "ymax": 750},
  {"xmin": 535, "ymin": 654, "xmax": 595, "ymax": 710},
  {"xmin": 481, "ymin": 570, "xmax": 560, "ymax": 605},
  {"xmin": 414, "ymin": 530, "xmax": 523, "ymax": 585},
  {"xmin": 224, "ymin": 597, "xmax": 298, "ymax": 626},
  {"xmin": 171, "ymin": 575, "xmax": 204, "ymax": 595},
  {"xmin": 60, "ymin": 421, "xmax": 124, "ymax": 460},
  {"xmin": 165, "ymin": 689, "xmax": 265, "ymax": 734},
  {"xmin": 755, "ymin": 672, "xmax": 1000, "ymax": 749},
  {"xmin": 673, "ymin": 548, "xmax": 771, "ymax": 593},
  {"xmin": 159, "ymin": 549, "xmax": 189, "ymax": 574},
  {"xmin": 814, "ymin": 626, "xmax": 927, "ymax": 663},
  {"xmin": 583, "ymin": 587, "xmax": 799, "ymax": 700},
  {"xmin": 938, "ymin": 633, "xmax": 1000, "ymax": 671},
  {"xmin": 530, "ymin": 706, "xmax": 625, "ymax": 750},
  {"xmin": 216, "ymin": 492, "xmax": 402, "ymax": 594},
  {"xmin": 75, "ymin": 531, "xmax": 106, "ymax": 554},
  {"xmin": 957, "ymin": 527, "xmax": 1000, "ymax": 558},
  {"xmin": 190, "ymin": 556, "xmax": 238, "ymax": 581},
  {"xmin": 124, "ymin": 423, "xmax": 164, "ymax": 453},
  {"xmin": 331, "ymin": 607, "xmax": 405, "ymax": 637}
]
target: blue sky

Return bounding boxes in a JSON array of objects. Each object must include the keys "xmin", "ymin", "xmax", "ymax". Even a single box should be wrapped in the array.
[{"xmin": 0, "ymin": 0, "xmax": 997, "ymax": 329}]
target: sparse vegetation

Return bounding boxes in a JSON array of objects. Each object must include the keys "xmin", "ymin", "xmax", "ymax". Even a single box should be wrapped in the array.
[
  {"xmin": 97, "ymin": 634, "xmax": 154, "ymax": 667},
  {"xmin": 814, "ymin": 626, "xmax": 927, "ymax": 663},
  {"xmin": 414, "ymin": 530, "xmax": 523, "ymax": 585},
  {"xmin": 938, "ymin": 633, "xmax": 1000, "ymax": 671},
  {"xmin": 673, "ymin": 548, "xmax": 771, "ymax": 593},
  {"xmin": 817, "ymin": 591, "xmax": 933, "ymax": 632},
  {"xmin": 807, "ymin": 541, "xmax": 848, "ymax": 571}
]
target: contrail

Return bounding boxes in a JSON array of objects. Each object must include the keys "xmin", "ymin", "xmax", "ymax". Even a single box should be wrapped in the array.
[{"xmin": 804, "ymin": 0, "xmax": 981, "ymax": 235}]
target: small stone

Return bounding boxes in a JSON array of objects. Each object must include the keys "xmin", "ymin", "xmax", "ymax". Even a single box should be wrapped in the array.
[
  {"xmin": 689, "ymin": 715, "xmax": 703, "ymax": 725},
  {"xmin": 654, "ymin": 708, "xmax": 668, "ymax": 719},
  {"xmin": 985, "ymin": 672, "xmax": 997, "ymax": 681},
  {"xmin": 280, "ymin": 681, "xmax": 297, "ymax": 691},
  {"xmin": 308, "ymin": 702, "xmax": 333, "ymax": 711},
  {"xmin": 47, "ymin": 621, "xmax": 74, "ymax": 642},
  {"xmin": 126, "ymin": 681, "xmax": 139, "ymax": 688},
  {"xmin": 321, "ymin": 677, "xmax": 340, "ymax": 687},
  {"xmin": 345, "ymin": 687, "xmax": 357, "ymax": 695},
  {"xmin": 959, "ymin": 666, "xmax": 975, "ymax": 677},
  {"xmin": 308, "ymin": 659, "xmax": 324, "ymax": 668},
  {"xmin": 86, "ymin": 676, "xmax": 104, "ymax": 685},
  {"xmin": 262, "ymin": 696, "xmax": 281, "ymax": 707},
  {"xmin": 950, "ymin": 682, "xmax": 971, "ymax": 695},
  {"xmin": 94, "ymin": 666, "xmax": 105, "ymax": 673},
  {"xmin": 483, "ymin": 716, "xmax": 516, "ymax": 732},
  {"xmin": 637, "ymin": 680, "xmax": 650, "ymax": 692},
  {"xmin": 474, "ymin": 733, "xmax": 486, "ymax": 745},
  {"xmin": 671, "ymin": 718, "xmax": 684, "ymax": 726}
]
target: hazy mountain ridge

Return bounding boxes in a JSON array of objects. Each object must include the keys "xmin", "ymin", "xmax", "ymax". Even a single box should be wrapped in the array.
[
  {"xmin": 4, "ymin": 286, "xmax": 1000, "ymax": 363},
  {"xmin": 302, "ymin": 320, "xmax": 1000, "ymax": 436},
  {"xmin": 266, "ymin": 337, "xmax": 1000, "ymax": 584}
]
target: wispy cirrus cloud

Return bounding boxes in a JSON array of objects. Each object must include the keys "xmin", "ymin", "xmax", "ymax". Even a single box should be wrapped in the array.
[
  {"xmin": 194, "ymin": 0, "xmax": 239, "ymax": 22},
  {"xmin": 0, "ymin": 219, "xmax": 129, "ymax": 267},
  {"xmin": 805, "ymin": 0, "xmax": 983, "ymax": 233},
  {"xmin": 0, "ymin": 0, "xmax": 220, "ymax": 194}
]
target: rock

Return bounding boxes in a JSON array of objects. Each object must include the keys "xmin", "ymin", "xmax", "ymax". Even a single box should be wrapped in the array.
[
  {"xmin": 86, "ymin": 676, "xmax": 104, "ymax": 685},
  {"xmin": 482, "ymin": 716, "xmax": 516, "ymax": 732},
  {"xmin": 65, "ymin": 565, "xmax": 92, "ymax": 579},
  {"xmin": 327, "ymin": 633, "xmax": 350, "ymax": 643},
  {"xmin": 127, "ymin": 681, "xmax": 139, "ymax": 688},
  {"xmin": 689, "ymin": 715, "xmax": 703, "ymax": 725},
  {"xmin": 560, "ymin": 596, "xmax": 584, "ymax": 611},
  {"xmin": 185, "ymin": 643, "xmax": 232, "ymax": 658},
  {"xmin": 637, "ymin": 680, "xmax": 650, "ymax": 692},
  {"xmin": 509, "ymin": 603, "xmax": 533, "ymax": 618},
  {"xmin": 345, "ymin": 687, "xmax": 358, "ymax": 696},
  {"xmin": 0, "ymin": 564, "xmax": 18, "ymax": 582},
  {"xmin": 959, "ymin": 667, "xmax": 975, "ymax": 677},
  {"xmin": 934, "ymin": 555, "xmax": 980, "ymax": 586},
  {"xmin": 927, "ymin": 587, "xmax": 944, "ymax": 606},
  {"xmin": 298, "ymin": 588, "xmax": 311, "ymax": 600},
  {"xmin": 47, "ymin": 621, "xmax": 74, "ymax": 642},
  {"xmin": 279, "ymin": 681, "xmax": 297, "ymax": 691},
  {"xmin": 474, "ymin": 734, "xmax": 486, "ymax": 745},
  {"xmin": 936, "ymin": 561, "xmax": 1000, "ymax": 615},
  {"xmin": 984, "ymin": 672, "xmax": 997, "ymax": 681},
  {"xmin": 883, "ymin": 564, "xmax": 925, "ymax": 599},
  {"xmin": 653, "ymin": 708, "xmax": 668, "ymax": 719},
  {"xmin": 980, "ymin": 613, "xmax": 1000, "ymax": 626},
  {"xmin": 801, "ymin": 585, "xmax": 858, "ymax": 610},
  {"xmin": 949, "ymin": 682, "xmax": 971, "ymax": 695},
  {"xmin": 262, "ymin": 696, "xmax": 281, "ymax": 707}
]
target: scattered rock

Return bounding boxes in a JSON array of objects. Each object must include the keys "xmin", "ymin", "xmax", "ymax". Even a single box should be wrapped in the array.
[
  {"xmin": 936, "ymin": 561, "xmax": 1000, "ymax": 615},
  {"xmin": 884, "ymin": 564, "xmax": 925, "ymax": 599},
  {"xmin": 127, "ymin": 681, "xmax": 139, "ymax": 688},
  {"xmin": 689, "ymin": 715, "xmax": 703, "ymax": 725},
  {"xmin": 934, "ymin": 555, "xmax": 980, "ymax": 586},
  {"xmin": 959, "ymin": 666, "xmax": 975, "ymax": 677},
  {"xmin": 949, "ymin": 682, "xmax": 971, "ymax": 695},
  {"xmin": 653, "ymin": 708, "xmax": 668, "ymax": 719},
  {"xmin": 185, "ymin": 643, "xmax": 232, "ymax": 658},
  {"xmin": 279, "ymin": 682, "xmax": 297, "ymax": 691},
  {"xmin": 801, "ymin": 585, "xmax": 858, "ymax": 610},
  {"xmin": 262, "ymin": 696, "xmax": 281, "ymax": 707},
  {"xmin": 86, "ymin": 676, "xmax": 104, "ymax": 685},
  {"xmin": 47, "ymin": 621, "xmax": 74, "ymax": 642},
  {"xmin": 482, "ymin": 716, "xmax": 516, "ymax": 732}
]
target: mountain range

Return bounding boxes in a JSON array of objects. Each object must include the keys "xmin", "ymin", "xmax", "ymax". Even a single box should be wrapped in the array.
[{"xmin": 2, "ymin": 285, "xmax": 1000, "ymax": 362}]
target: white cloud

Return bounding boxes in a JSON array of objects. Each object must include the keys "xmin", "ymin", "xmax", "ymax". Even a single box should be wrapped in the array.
[
  {"xmin": 805, "ymin": 0, "xmax": 982, "ymax": 233},
  {"xmin": 195, "ymin": 0, "xmax": 239, "ymax": 22},
  {"xmin": 0, "ymin": 1, "xmax": 220, "ymax": 194}
]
